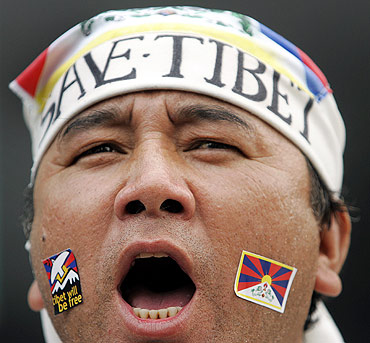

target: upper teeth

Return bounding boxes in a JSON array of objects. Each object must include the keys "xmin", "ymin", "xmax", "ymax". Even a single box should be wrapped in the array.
[
  {"xmin": 136, "ymin": 252, "xmax": 169, "ymax": 259},
  {"xmin": 133, "ymin": 306, "xmax": 182, "ymax": 319}
]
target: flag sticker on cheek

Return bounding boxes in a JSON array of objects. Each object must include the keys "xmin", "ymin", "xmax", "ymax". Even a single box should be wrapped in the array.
[
  {"xmin": 234, "ymin": 250, "xmax": 297, "ymax": 313},
  {"xmin": 43, "ymin": 248, "xmax": 83, "ymax": 315}
]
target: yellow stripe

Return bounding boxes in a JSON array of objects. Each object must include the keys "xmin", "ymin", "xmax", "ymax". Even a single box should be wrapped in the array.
[{"xmin": 36, "ymin": 23, "xmax": 311, "ymax": 111}]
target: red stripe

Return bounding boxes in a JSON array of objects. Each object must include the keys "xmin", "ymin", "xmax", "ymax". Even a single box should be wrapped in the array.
[
  {"xmin": 65, "ymin": 252, "xmax": 75, "ymax": 268},
  {"xmin": 241, "ymin": 264, "xmax": 263, "ymax": 280},
  {"xmin": 298, "ymin": 48, "xmax": 332, "ymax": 92},
  {"xmin": 268, "ymin": 263, "xmax": 281, "ymax": 278},
  {"xmin": 16, "ymin": 48, "xmax": 48, "ymax": 97},
  {"xmin": 237, "ymin": 281, "xmax": 260, "ymax": 292},
  {"xmin": 272, "ymin": 271, "xmax": 292, "ymax": 282},
  {"xmin": 248, "ymin": 255, "xmax": 264, "ymax": 277}
]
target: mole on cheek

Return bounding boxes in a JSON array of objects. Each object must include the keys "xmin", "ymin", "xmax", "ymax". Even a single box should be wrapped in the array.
[{"xmin": 42, "ymin": 234, "xmax": 46, "ymax": 242}]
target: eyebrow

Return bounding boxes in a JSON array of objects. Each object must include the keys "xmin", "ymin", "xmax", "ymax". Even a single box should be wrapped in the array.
[
  {"xmin": 174, "ymin": 104, "xmax": 252, "ymax": 133},
  {"xmin": 59, "ymin": 107, "xmax": 123, "ymax": 140}
]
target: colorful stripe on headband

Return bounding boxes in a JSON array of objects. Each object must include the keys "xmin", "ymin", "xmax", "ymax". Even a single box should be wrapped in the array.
[
  {"xmin": 15, "ymin": 48, "xmax": 49, "ymax": 98},
  {"xmin": 259, "ymin": 24, "xmax": 331, "ymax": 101}
]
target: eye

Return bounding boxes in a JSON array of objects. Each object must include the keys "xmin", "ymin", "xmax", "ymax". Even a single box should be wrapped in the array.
[
  {"xmin": 188, "ymin": 140, "xmax": 239, "ymax": 152},
  {"xmin": 195, "ymin": 141, "xmax": 233, "ymax": 150},
  {"xmin": 73, "ymin": 143, "xmax": 122, "ymax": 163}
]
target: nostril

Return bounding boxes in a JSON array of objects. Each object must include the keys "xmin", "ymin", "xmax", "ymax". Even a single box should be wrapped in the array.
[
  {"xmin": 125, "ymin": 200, "xmax": 146, "ymax": 214},
  {"xmin": 160, "ymin": 199, "xmax": 184, "ymax": 214}
]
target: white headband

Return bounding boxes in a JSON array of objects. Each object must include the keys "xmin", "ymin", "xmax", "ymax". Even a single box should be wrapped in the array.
[{"xmin": 10, "ymin": 6, "xmax": 345, "ymax": 192}]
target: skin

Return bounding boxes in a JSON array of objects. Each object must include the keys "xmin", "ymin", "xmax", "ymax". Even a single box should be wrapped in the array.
[{"xmin": 28, "ymin": 91, "xmax": 351, "ymax": 342}]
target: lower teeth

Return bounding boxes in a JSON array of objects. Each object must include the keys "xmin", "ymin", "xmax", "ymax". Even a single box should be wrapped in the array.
[{"xmin": 133, "ymin": 306, "xmax": 182, "ymax": 319}]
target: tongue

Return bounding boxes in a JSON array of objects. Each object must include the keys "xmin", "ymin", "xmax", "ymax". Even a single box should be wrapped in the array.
[{"xmin": 127, "ymin": 284, "xmax": 194, "ymax": 310}]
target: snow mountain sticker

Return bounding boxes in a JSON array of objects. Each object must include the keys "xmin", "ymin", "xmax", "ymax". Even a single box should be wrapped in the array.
[
  {"xmin": 43, "ymin": 248, "xmax": 83, "ymax": 315},
  {"xmin": 234, "ymin": 250, "xmax": 297, "ymax": 313}
]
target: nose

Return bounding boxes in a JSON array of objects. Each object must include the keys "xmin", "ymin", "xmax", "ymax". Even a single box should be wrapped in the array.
[{"xmin": 114, "ymin": 147, "xmax": 196, "ymax": 221}]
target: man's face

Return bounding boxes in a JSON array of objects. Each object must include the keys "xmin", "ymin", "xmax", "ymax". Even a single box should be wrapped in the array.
[{"xmin": 30, "ymin": 91, "xmax": 320, "ymax": 342}]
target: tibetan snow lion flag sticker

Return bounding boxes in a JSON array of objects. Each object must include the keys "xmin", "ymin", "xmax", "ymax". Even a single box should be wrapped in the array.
[
  {"xmin": 234, "ymin": 251, "xmax": 297, "ymax": 313},
  {"xmin": 43, "ymin": 248, "xmax": 83, "ymax": 315}
]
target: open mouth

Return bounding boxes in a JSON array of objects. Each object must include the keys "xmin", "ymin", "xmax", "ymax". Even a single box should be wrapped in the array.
[{"xmin": 120, "ymin": 252, "xmax": 196, "ymax": 320}]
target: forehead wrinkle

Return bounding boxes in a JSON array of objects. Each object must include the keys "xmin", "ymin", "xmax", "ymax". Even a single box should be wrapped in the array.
[{"xmin": 173, "ymin": 104, "xmax": 254, "ymax": 134}]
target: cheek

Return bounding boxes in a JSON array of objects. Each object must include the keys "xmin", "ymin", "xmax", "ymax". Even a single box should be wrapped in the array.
[
  {"xmin": 197, "ymin": 165, "xmax": 315, "ymax": 245},
  {"xmin": 194, "ymin": 164, "xmax": 320, "ymax": 295},
  {"xmin": 31, "ymin": 173, "xmax": 119, "ymax": 288},
  {"xmin": 35, "ymin": 173, "xmax": 116, "ymax": 240}
]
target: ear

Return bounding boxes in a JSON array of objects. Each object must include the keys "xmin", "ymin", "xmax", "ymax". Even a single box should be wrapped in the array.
[
  {"xmin": 315, "ymin": 210, "xmax": 351, "ymax": 297},
  {"xmin": 28, "ymin": 279, "xmax": 45, "ymax": 311}
]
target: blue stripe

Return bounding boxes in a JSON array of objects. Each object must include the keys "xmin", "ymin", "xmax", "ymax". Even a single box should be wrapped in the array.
[
  {"xmin": 68, "ymin": 260, "xmax": 77, "ymax": 269},
  {"xmin": 271, "ymin": 285, "xmax": 284, "ymax": 306},
  {"xmin": 239, "ymin": 273, "xmax": 261, "ymax": 283},
  {"xmin": 260, "ymin": 23, "xmax": 300, "ymax": 60},
  {"xmin": 271, "ymin": 266, "xmax": 290, "ymax": 279},
  {"xmin": 272, "ymin": 279, "xmax": 289, "ymax": 288},
  {"xmin": 260, "ymin": 259, "xmax": 271, "ymax": 276},
  {"xmin": 303, "ymin": 65, "xmax": 328, "ymax": 101}
]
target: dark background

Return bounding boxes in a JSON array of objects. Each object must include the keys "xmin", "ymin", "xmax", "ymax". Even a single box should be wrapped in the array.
[{"xmin": 1, "ymin": 0, "xmax": 369, "ymax": 341}]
